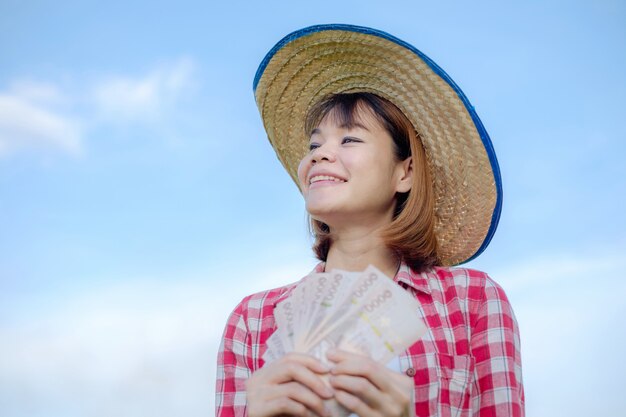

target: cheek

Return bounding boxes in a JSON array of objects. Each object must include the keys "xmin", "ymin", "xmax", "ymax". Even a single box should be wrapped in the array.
[{"xmin": 297, "ymin": 158, "xmax": 309, "ymax": 189}]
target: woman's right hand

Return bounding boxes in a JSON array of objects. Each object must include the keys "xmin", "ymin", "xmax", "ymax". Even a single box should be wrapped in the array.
[{"xmin": 246, "ymin": 352, "xmax": 334, "ymax": 417}]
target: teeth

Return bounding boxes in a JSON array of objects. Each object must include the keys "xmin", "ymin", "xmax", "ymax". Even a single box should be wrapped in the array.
[{"xmin": 310, "ymin": 175, "xmax": 345, "ymax": 184}]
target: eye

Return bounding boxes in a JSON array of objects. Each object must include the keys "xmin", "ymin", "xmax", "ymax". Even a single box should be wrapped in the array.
[
  {"xmin": 342, "ymin": 136, "xmax": 362, "ymax": 144},
  {"xmin": 308, "ymin": 142, "xmax": 320, "ymax": 151}
]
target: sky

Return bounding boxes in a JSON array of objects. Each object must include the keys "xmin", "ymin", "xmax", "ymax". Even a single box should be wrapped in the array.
[{"xmin": 1, "ymin": 0, "xmax": 625, "ymax": 416}]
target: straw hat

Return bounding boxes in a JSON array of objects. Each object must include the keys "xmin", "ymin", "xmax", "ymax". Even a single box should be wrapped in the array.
[{"xmin": 253, "ymin": 24, "xmax": 502, "ymax": 266}]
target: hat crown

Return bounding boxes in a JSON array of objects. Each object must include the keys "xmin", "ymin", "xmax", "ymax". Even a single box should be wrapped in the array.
[{"xmin": 254, "ymin": 24, "xmax": 502, "ymax": 265}]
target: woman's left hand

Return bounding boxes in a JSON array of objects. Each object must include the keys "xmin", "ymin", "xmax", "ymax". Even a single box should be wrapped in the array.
[{"xmin": 326, "ymin": 349, "xmax": 414, "ymax": 417}]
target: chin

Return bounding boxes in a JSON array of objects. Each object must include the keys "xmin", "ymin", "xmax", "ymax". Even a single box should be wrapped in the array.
[
  {"xmin": 306, "ymin": 205, "xmax": 331, "ymax": 219},
  {"xmin": 306, "ymin": 197, "xmax": 338, "ymax": 213},
  {"xmin": 307, "ymin": 207, "xmax": 350, "ymax": 229},
  {"xmin": 306, "ymin": 204, "xmax": 334, "ymax": 221}
]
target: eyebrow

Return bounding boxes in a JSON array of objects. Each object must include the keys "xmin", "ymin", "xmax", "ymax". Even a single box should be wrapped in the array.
[{"xmin": 310, "ymin": 122, "xmax": 370, "ymax": 136}]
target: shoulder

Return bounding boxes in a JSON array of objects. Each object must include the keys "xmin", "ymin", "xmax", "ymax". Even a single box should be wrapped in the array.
[
  {"xmin": 428, "ymin": 266, "xmax": 508, "ymax": 302},
  {"xmin": 235, "ymin": 282, "xmax": 297, "ymax": 311},
  {"xmin": 231, "ymin": 281, "xmax": 299, "ymax": 321},
  {"xmin": 231, "ymin": 263, "xmax": 323, "ymax": 318},
  {"xmin": 422, "ymin": 266, "xmax": 514, "ymax": 328},
  {"xmin": 221, "ymin": 280, "xmax": 300, "ymax": 356},
  {"xmin": 425, "ymin": 267, "xmax": 520, "ymax": 349}
]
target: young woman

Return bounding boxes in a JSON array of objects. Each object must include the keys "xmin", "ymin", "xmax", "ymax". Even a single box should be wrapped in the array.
[{"xmin": 216, "ymin": 25, "xmax": 524, "ymax": 417}]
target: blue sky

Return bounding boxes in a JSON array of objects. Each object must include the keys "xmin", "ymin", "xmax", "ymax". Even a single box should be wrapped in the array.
[{"xmin": 1, "ymin": 1, "xmax": 625, "ymax": 416}]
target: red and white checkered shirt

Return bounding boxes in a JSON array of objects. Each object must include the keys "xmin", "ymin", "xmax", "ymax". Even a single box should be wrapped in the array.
[{"xmin": 215, "ymin": 262, "xmax": 524, "ymax": 417}]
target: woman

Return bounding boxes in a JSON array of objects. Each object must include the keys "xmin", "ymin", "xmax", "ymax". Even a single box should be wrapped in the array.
[{"xmin": 216, "ymin": 24, "xmax": 524, "ymax": 417}]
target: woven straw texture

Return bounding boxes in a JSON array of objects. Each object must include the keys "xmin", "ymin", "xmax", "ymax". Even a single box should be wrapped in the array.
[{"xmin": 254, "ymin": 28, "xmax": 498, "ymax": 266}]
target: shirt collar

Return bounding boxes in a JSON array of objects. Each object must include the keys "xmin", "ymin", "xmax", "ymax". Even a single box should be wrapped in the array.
[
  {"xmin": 394, "ymin": 261, "xmax": 432, "ymax": 295},
  {"xmin": 272, "ymin": 261, "xmax": 431, "ymax": 307}
]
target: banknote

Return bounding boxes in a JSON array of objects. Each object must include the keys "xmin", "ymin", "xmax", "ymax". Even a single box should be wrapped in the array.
[{"xmin": 263, "ymin": 265, "xmax": 427, "ymax": 416}]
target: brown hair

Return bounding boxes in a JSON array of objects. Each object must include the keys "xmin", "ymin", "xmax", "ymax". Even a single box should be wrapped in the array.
[{"xmin": 304, "ymin": 92, "xmax": 440, "ymax": 272}]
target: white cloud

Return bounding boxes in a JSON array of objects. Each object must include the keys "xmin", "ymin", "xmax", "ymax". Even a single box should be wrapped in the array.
[
  {"xmin": 492, "ymin": 250, "xmax": 623, "ymax": 294},
  {"xmin": 0, "ymin": 281, "xmax": 219, "ymax": 417},
  {"xmin": 1, "ymin": 246, "xmax": 623, "ymax": 417},
  {"xmin": 0, "ymin": 261, "xmax": 310, "ymax": 417},
  {"xmin": 492, "ymin": 250, "xmax": 626, "ymax": 417},
  {"xmin": 8, "ymin": 79, "xmax": 67, "ymax": 105},
  {"xmin": 0, "ymin": 82, "xmax": 82, "ymax": 157},
  {"xmin": 0, "ymin": 57, "xmax": 198, "ymax": 159},
  {"xmin": 92, "ymin": 57, "xmax": 196, "ymax": 123}
]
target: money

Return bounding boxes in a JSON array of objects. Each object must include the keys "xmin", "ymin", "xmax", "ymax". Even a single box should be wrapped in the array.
[{"xmin": 264, "ymin": 265, "xmax": 427, "ymax": 416}]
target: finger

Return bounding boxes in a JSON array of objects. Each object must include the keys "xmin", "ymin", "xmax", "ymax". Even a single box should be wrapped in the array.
[
  {"xmin": 264, "ymin": 396, "xmax": 309, "ymax": 417},
  {"xmin": 327, "ymin": 350, "xmax": 393, "ymax": 392},
  {"xmin": 334, "ymin": 389, "xmax": 377, "ymax": 417},
  {"xmin": 265, "ymin": 355, "xmax": 333, "ymax": 399},
  {"xmin": 285, "ymin": 365, "xmax": 333, "ymax": 399},
  {"xmin": 327, "ymin": 350, "xmax": 414, "ymax": 415},
  {"xmin": 388, "ymin": 370, "xmax": 415, "ymax": 393},
  {"xmin": 328, "ymin": 349, "xmax": 414, "ymax": 396},
  {"xmin": 283, "ymin": 352, "xmax": 331, "ymax": 374},
  {"xmin": 249, "ymin": 383, "xmax": 327, "ymax": 417},
  {"xmin": 334, "ymin": 381, "xmax": 409, "ymax": 417},
  {"xmin": 278, "ymin": 381, "xmax": 329, "ymax": 417},
  {"xmin": 333, "ymin": 367, "xmax": 413, "ymax": 412},
  {"xmin": 329, "ymin": 374, "xmax": 382, "ymax": 408}
]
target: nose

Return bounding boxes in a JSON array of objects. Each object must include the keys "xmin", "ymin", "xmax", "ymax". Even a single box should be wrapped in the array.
[{"xmin": 310, "ymin": 143, "xmax": 336, "ymax": 164}]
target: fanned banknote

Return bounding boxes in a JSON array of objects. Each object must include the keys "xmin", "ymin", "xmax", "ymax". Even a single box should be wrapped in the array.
[{"xmin": 264, "ymin": 265, "xmax": 427, "ymax": 416}]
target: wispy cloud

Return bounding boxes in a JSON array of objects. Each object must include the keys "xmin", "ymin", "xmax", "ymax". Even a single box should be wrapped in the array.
[
  {"xmin": 3, "ymin": 251, "xmax": 623, "ymax": 417},
  {"xmin": 0, "ymin": 57, "xmax": 197, "ymax": 159},
  {"xmin": 0, "ymin": 261, "xmax": 309, "ymax": 417},
  {"xmin": 0, "ymin": 81, "xmax": 82, "ymax": 157},
  {"xmin": 492, "ymin": 248, "xmax": 626, "ymax": 417},
  {"xmin": 92, "ymin": 57, "xmax": 196, "ymax": 123},
  {"xmin": 0, "ymin": 280, "xmax": 220, "ymax": 417}
]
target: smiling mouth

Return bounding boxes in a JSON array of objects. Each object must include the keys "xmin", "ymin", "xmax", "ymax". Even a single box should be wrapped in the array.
[{"xmin": 309, "ymin": 175, "xmax": 347, "ymax": 185}]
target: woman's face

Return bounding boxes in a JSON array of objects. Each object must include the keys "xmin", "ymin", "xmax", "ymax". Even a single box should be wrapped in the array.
[{"xmin": 297, "ymin": 106, "xmax": 412, "ymax": 228}]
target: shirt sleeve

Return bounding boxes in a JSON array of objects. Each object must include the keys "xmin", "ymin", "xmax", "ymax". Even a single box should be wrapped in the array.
[
  {"xmin": 216, "ymin": 298, "xmax": 253, "ymax": 417},
  {"xmin": 470, "ymin": 277, "xmax": 525, "ymax": 417}
]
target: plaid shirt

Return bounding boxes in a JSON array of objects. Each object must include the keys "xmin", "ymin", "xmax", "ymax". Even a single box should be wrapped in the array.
[{"xmin": 216, "ymin": 263, "xmax": 524, "ymax": 417}]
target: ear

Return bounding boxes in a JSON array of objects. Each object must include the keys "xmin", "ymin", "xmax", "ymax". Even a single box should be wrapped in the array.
[{"xmin": 395, "ymin": 157, "xmax": 413, "ymax": 193}]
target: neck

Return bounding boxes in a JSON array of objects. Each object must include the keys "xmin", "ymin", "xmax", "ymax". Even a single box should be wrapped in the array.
[{"xmin": 324, "ymin": 224, "xmax": 399, "ymax": 279}]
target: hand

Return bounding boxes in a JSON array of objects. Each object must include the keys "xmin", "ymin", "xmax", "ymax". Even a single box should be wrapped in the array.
[
  {"xmin": 246, "ymin": 352, "xmax": 334, "ymax": 417},
  {"xmin": 326, "ymin": 349, "xmax": 414, "ymax": 417}
]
